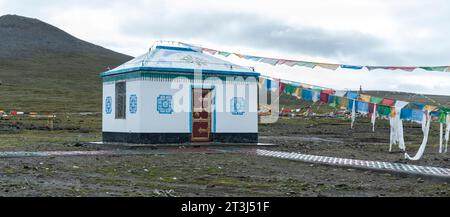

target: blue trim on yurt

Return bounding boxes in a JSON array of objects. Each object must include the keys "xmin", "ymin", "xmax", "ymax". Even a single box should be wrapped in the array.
[
  {"xmin": 155, "ymin": 45, "xmax": 196, "ymax": 52},
  {"xmin": 100, "ymin": 67, "xmax": 260, "ymax": 77}
]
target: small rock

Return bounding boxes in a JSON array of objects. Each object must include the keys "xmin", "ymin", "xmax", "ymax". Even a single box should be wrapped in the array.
[
  {"xmin": 417, "ymin": 178, "xmax": 425, "ymax": 183},
  {"xmin": 144, "ymin": 169, "xmax": 149, "ymax": 172},
  {"xmin": 72, "ymin": 165, "xmax": 80, "ymax": 169}
]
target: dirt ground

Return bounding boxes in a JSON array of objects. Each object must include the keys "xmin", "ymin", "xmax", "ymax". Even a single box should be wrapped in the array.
[{"xmin": 0, "ymin": 115, "xmax": 449, "ymax": 197}]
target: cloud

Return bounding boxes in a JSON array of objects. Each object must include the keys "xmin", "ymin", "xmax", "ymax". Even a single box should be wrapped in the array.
[
  {"xmin": 1, "ymin": 0, "xmax": 450, "ymax": 95},
  {"xmin": 119, "ymin": 12, "xmax": 393, "ymax": 64}
]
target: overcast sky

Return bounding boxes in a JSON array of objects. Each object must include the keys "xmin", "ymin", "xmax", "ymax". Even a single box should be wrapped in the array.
[{"xmin": 1, "ymin": 0, "xmax": 450, "ymax": 96}]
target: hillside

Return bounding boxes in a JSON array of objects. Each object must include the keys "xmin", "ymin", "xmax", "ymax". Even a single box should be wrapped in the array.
[
  {"xmin": 0, "ymin": 15, "xmax": 131, "ymax": 112},
  {"xmin": 0, "ymin": 15, "xmax": 448, "ymax": 113}
]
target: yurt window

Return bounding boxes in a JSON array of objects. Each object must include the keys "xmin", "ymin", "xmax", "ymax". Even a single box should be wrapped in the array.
[{"xmin": 115, "ymin": 81, "xmax": 126, "ymax": 119}]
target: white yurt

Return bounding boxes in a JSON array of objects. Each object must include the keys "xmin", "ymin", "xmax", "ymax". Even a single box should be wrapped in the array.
[{"xmin": 100, "ymin": 41, "xmax": 260, "ymax": 144}]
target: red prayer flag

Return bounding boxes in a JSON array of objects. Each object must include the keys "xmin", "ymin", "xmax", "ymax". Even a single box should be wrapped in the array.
[
  {"xmin": 279, "ymin": 83, "xmax": 285, "ymax": 94},
  {"xmin": 320, "ymin": 92, "xmax": 329, "ymax": 103},
  {"xmin": 322, "ymin": 89, "xmax": 335, "ymax": 95},
  {"xmin": 202, "ymin": 48, "xmax": 218, "ymax": 55},
  {"xmin": 277, "ymin": 59, "xmax": 298, "ymax": 66},
  {"xmin": 381, "ymin": 98, "xmax": 395, "ymax": 106}
]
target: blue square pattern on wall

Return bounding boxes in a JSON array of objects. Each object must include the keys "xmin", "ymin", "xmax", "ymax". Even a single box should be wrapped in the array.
[
  {"xmin": 105, "ymin": 96, "xmax": 112, "ymax": 114},
  {"xmin": 129, "ymin": 94, "xmax": 138, "ymax": 114},
  {"xmin": 157, "ymin": 95, "xmax": 173, "ymax": 114},
  {"xmin": 231, "ymin": 97, "xmax": 246, "ymax": 115}
]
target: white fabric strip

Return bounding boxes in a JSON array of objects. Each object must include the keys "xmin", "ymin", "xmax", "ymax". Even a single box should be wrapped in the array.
[
  {"xmin": 439, "ymin": 123, "xmax": 444, "ymax": 153},
  {"xmin": 445, "ymin": 114, "xmax": 450, "ymax": 153},
  {"xmin": 371, "ymin": 104, "xmax": 377, "ymax": 132},
  {"xmin": 389, "ymin": 101, "xmax": 408, "ymax": 152},
  {"xmin": 334, "ymin": 90, "xmax": 347, "ymax": 97},
  {"xmin": 351, "ymin": 100, "xmax": 356, "ymax": 129},
  {"xmin": 405, "ymin": 111, "xmax": 431, "ymax": 161}
]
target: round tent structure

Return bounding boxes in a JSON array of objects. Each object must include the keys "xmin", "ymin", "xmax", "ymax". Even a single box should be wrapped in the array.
[{"xmin": 100, "ymin": 42, "xmax": 260, "ymax": 144}]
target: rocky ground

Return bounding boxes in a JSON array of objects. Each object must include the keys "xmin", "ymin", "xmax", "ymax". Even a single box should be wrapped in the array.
[{"xmin": 0, "ymin": 115, "xmax": 449, "ymax": 197}]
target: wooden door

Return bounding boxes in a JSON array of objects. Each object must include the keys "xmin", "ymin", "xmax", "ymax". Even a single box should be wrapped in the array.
[{"xmin": 191, "ymin": 89, "xmax": 212, "ymax": 142}]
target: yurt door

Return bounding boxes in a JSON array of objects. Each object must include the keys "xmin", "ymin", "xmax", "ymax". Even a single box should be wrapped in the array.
[{"xmin": 191, "ymin": 88, "xmax": 212, "ymax": 142}]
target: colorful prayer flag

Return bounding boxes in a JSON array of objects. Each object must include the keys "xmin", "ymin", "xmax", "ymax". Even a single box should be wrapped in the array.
[
  {"xmin": 356, "ymin": 101, "xmax": 369, "ymax": 113},
  {"xmin": 279, "ymin": 82, "xmax": 286, "ymax": 94},
  {"xmin": 369, "ymin": 96, "xmax": 383, "ymax": 104},
  {"xmin": 359, "ymin": 94, "xmax": 371, "ymax": 102},
  {"xmin": 218, "ymin": 51, "xmax": 231, "ymax": 57},
  {"xmin": 381, "ymin": 98, "xmax": 395, "ymax": 106},
  {"xmin": 346, "ymin": 91, "xmax": 359, "ymax": 100},
  {"xmin": 277, "ymin": 59, "xmax": 298, "ymax": 67},
  {"xmin": 316, "ymin": 63, "xmax": 340, "ymax": 70},
  {"xmin": 340, "ymin": 65, "xmax": 364, "ymax": 70},
  {"xmin": 294, "ymin": 61, "xmax": 317, "ymax": 68},
  {"xmin": 419, "ymin": 66, "xmax": 448, "ymax": 72},
  {"xmin": 293, "ymin": 87, "xmax": 302, "ymax": 99},
  {"xmin": 259, "ymin": 58, "xmax": 280, "ymax": 65},
  {"xmin": 242, "ymin": 55, "xmax": 262, "ymax": 61},
  {"xmin": 302, "ymin": 89, "xmax": 313, "ymax": 101},
  {"xmin": 202, "ymin": 48, "xmax": 218, "ymax": 55},
  {"xmin": 424, "ymin": 105, "xmax": 438, "ymax": 111},
  {"xmin": 320, "ymin": 92, "xmax": 329, "ymax": 104},
  {"xmin": 366, "ymin": 66, "xmax": 417, "ymax": 72},
  {"xmin": 284, "ymin": 84, "xmax": 297, "ymax": 95},
  {"xmin": 377, "ymin": 105, "xmax": 392, "ymax": 117}
]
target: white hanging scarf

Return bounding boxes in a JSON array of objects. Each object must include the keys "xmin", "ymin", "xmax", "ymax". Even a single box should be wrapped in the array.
[
  {"xmin": 335, "ymin": 90, "xmax": 347, "ymax": 97},
  {"xmin": 405, "ymin": 111, "xmax": 431, "ymax": 160},
  {"xmin": 371, "ymin": 104, "xmax": 377, "ymax": 132},
  {"xmin": 445, "ymin": 114, "xmax": 450, "ymax": 153},
  {"xmin": 439, "ymin": 123, "xmax": 444, "ymax": 153},
  {"xmin": 312, "ymin": 90, "xmax": 320, "ymax": 102},
  {"xmin": 389, "ymin": 101, "xmax": 408, "ymax": 152},
  {"xmin": 440, "ymin": 113, "xmax": 450, "ymax": 153},
  {"xmin": 351, "ymin": 99, "xmax": 356, "ymax": 129}
]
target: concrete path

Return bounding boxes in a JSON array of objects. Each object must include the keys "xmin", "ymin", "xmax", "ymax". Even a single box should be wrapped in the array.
[{"xmin": 255, "ymin": 149, "xmax": 450, "ymax": 181}]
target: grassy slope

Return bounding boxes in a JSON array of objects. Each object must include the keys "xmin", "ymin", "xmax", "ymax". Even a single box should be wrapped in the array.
[{"xmin": 0, "ymin": 54, "xmax": 129, "ymax": 112}]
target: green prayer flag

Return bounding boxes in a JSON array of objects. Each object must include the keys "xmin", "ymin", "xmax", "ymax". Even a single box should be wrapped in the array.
[
  {"xmin": 369, "ymin": 96, "xmax": 383, "ymax": 104},
  {"xmin": 420, "ymin": 66, "xmax": 448, "ymax": 72},
  {"xmin": 438, "ymin": 112, "xmax": 447, "ymax": 124},
  {"xmin": 377, "ymin": 105, "xmax": 392, "ymax": 117},
  {"xmin": 218, "ymin": 51, "xmax": 231, "ymax": 57},
  {"xmin": 294, "ymin": 61, "xmax": 317, "ymax": 68},
  {"xmin": 329, "ymin": 97, "xmax": 337, "ymax": 108},
  {"xmin": 284, "ymin": 84, "xmax": 297, "ymax": 95},
  {"xmin": 438, "ymin": 107, "xmax": 450, "ymax": 124}
]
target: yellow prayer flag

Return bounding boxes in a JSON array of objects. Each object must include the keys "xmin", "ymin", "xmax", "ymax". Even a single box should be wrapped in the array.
[
  {"xmin": 359, "ymin": 94, "xmax": 371, "ymax": 103},
  {"xmin": 424, "ymin": 105, "xmax": 438, "ymax": 111},
  {"xmin": 316, "ymin": 63, "xmax": 340, "ymax": 70},
  {"xmin": 339, "ymin": 97, "xmax": 348, "ymax": 109},
  {"xmin": 293, "ymin": 87, "xmax": 302, "ymax": 99}
]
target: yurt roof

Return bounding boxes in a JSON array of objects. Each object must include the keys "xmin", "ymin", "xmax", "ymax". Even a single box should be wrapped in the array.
[{"xmin": 100, "ymin": 42, "xmax": 259, "ymax": 77}]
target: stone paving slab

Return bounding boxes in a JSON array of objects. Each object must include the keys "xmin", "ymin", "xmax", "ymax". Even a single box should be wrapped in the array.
[{"xmin": 255, "ymin": 149, "xmax": 450, "ymax": 180}]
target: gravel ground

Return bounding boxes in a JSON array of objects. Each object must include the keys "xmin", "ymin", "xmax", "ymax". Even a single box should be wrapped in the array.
[{"xmin": 0, "ymin": 117, "xmax": 449, "ymax": 197}]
